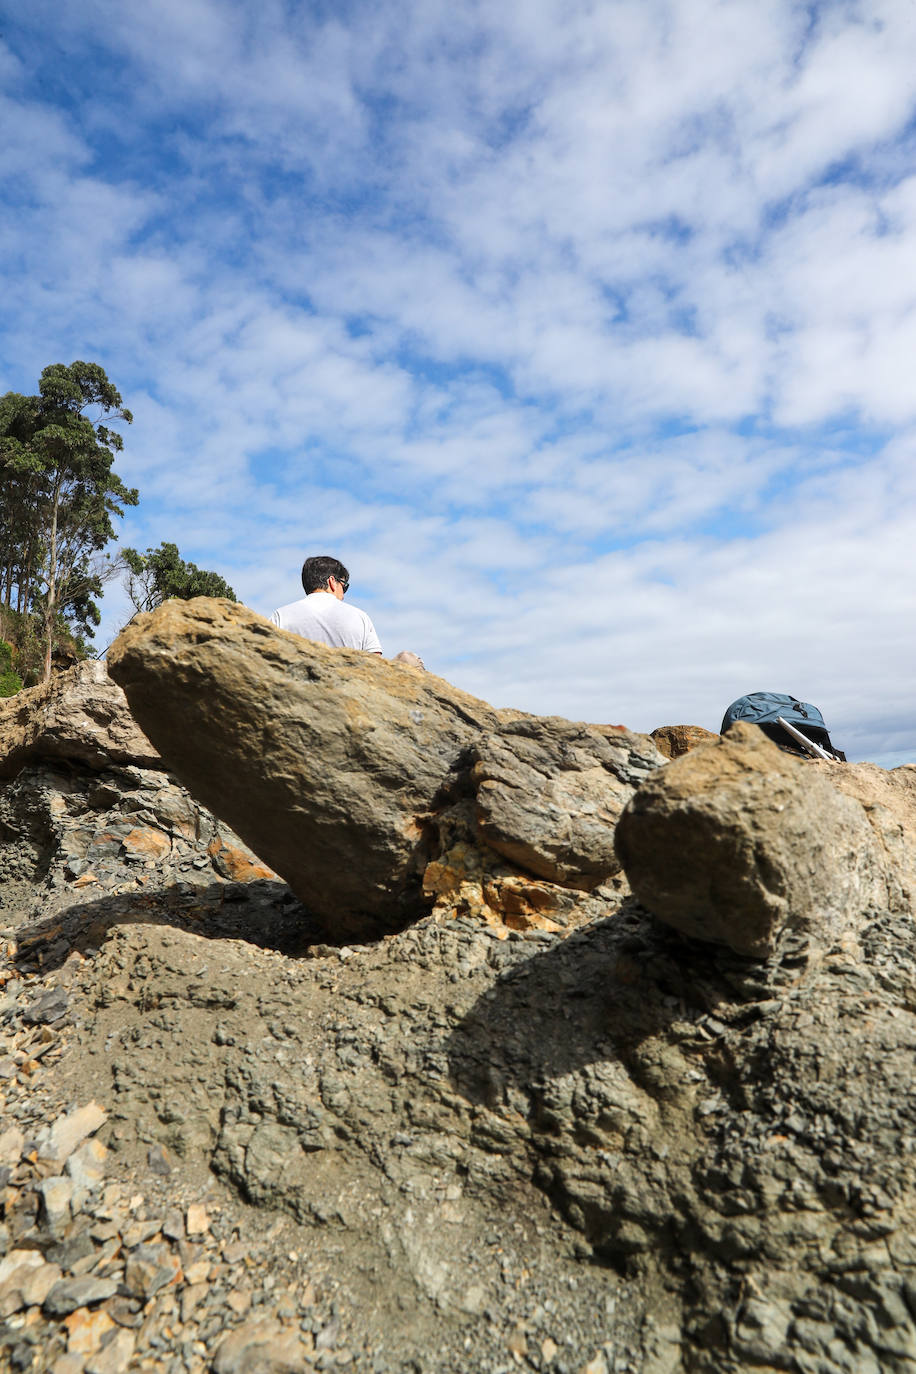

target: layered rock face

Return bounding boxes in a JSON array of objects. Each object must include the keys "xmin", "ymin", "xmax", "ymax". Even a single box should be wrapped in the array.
[{"xmin": 6, "ymin": 645, "xmax": 916, "ymax": 1374}]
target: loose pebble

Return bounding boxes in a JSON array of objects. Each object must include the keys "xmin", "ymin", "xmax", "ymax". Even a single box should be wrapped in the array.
[{"xmin": 185, "ymin": 1203, "xmax": 210, "ymax": 1236}]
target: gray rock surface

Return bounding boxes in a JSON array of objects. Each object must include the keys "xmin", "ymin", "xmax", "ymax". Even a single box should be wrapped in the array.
[
  {"xmin": 615, "ymin": 721, "xmax": 890, "ymax": 956},
  {"xmin": 43, "ymin": 1275, "xmax": 119, "ymax": 1316},
  {"xmin": 471, "ymin": 716, "xmax": 664, "ymax": 888}
]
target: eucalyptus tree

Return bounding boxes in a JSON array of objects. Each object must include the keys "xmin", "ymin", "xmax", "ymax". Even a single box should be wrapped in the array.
[
  {"xmin": 120, "ymin": 541, "xmax": 236, "ymax": 614},
  {"xmin": 0, "ymin": 361, "xmax": 137, "ymax": 680}
]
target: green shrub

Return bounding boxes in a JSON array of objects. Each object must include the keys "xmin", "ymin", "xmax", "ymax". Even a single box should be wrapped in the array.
[{"xmin": 0, "ymin": 640, "xmax": 23, "ymax": 695}]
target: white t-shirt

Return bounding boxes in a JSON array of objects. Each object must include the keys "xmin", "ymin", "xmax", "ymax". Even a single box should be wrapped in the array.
[{"xmin": 270, "ymin": 592, "xmax": 382, "ymax": 653}]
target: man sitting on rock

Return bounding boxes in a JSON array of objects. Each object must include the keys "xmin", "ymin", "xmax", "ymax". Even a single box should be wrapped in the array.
[{"xmin": 271, "ymin": 556, "xmax": 382, "ymax": 653}]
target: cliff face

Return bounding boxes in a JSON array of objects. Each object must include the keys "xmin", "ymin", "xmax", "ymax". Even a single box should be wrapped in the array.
[{"xmin": 3, "ymin": 633, "xmax": 916, "ymax": 1374}]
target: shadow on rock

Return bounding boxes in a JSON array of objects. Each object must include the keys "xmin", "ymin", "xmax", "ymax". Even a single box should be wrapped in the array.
[
  {"xmin": 446, "ymin": 900, "xmax": 752, "ymax": 1104},
  {"xmin": 444, "ymin": 900, "xmax": 817, "ymax": 1278},
  {"xmin": 448, "ymin": 900, "xmax": 916, "ymax": 1373},
  {"xmin": 13, "ymin": 879, "xmax": 329, "ymax": 974}
]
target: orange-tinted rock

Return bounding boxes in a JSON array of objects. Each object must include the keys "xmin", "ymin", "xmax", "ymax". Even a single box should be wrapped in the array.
[
  {"xmin": 64, "ymin": 1306, "xmax": 116, "ymax": 1354},
  {"xmin": 422, "ymin": 801, "xmax": 628, "ymax": 936},
  {"xmin": 120, "ymin": 827, "xmax": 171, "ymax": 861},
  {"xmin": 207, "ymin": 837, "xmax": 278, "ymax": 883}
]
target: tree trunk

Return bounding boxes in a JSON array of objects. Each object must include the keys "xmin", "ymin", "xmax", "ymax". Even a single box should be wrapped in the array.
[{"xmin": 42, "ymin": 476, "xmax": 61, "ymax": 683}]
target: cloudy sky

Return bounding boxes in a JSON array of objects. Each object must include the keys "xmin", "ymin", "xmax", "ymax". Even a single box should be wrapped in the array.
[{"xmin": 2, "ymin": 0, "xmax": 915, "ymax": 763}]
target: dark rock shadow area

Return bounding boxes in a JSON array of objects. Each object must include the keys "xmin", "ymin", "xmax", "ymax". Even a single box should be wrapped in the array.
[
  {"xmin": 446, "ymin": 898, "xmax": 771, "ymax": 1105},
  {"xmin": 11, "ymin": 880, "xmax": 327, "ymax": 975}
]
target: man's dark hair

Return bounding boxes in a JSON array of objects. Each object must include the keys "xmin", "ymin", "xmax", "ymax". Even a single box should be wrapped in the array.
[{"xmin": 301, "ymin": 555, "xmax": 349, "ymax": 594}]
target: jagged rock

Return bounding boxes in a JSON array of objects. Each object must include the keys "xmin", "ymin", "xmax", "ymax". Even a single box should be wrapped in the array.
[
  {"xmin": 43, "ymin": 1276, "xmax": 120, "ymax": 1317},
  {"xmin": 0, "ymin": 746, "xmax": 291, "ymax": 930},
  {"xmin": 39, "ymin": 1102, "xmax": 107, "ymax": 1165},
  {"xmin": 471, "ymin": 716, "xmax": 664, "ymax": 888},
  {"xmin": 650, "ymin": 723, "xmax": 718, "ymax": 759},
  {"xmin": 0, "ymin": 660, "xmax": 160, "ymax": 779},
  {"xmin": 615, "ymin": 721, "xmax": 889, "ymax": 957}
]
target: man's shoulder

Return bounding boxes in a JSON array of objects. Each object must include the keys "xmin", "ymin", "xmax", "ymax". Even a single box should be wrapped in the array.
[{"xmin": 271, "ymin": 597, "xmax": 309, "ymax": 623}]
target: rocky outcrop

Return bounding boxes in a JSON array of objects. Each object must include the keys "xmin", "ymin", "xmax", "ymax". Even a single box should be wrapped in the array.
[
  {"xmin": 8, "ymin": 752, "xmax": 916, "ymax": 1374},
  {"xmin": 8, "ymin": 649, "xmax": 916, "ymax": 1374},
  {"xmin": 0, "ymin": 660, "xmax": 160, "ymax": 780},
  {"xmin": 615, "ymin": 722, "xmax": 890, "ymax": 957},
  {"xmin": 107, "ymin": 599, "xmax": 662, "ymax": 935},
  {"xmin": 650, "ymin": 723, "xmax": 718, "ymax": 759}
]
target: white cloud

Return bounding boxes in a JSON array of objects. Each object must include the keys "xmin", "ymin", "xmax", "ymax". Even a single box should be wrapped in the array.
[{"xmin": 4, "ymin": 0, "xmax": 916, "ymax": 766}]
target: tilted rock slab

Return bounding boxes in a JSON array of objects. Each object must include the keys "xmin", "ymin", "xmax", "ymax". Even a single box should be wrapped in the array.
[
  {"xmin": 0, "ymin": 660, "xmax": 160, "ymax": 780},
  {"xmin": 108, "ymin": 599, "xmax": 664, "ymax": 935},
  {"xmin": 108, "ymin": 599, "xmax": 505, "ymax": 930},
  {"xmin": 615, "ymin": 721, "xmax": 890, "ymax": 957}
]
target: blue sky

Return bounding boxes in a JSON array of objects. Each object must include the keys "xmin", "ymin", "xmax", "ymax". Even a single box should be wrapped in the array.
[{"xmin": 3, "ymin": 0, "xmax": 916, "ymax": 763}]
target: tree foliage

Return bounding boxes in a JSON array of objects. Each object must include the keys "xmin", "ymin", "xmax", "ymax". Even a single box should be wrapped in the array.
[
  {"xmin": 120, "ymin": 541, "xmax": 236, "ymax": 614},
  {"xmin": 0, "ymin": 361, "xmax": 137, "ymax": 680}
]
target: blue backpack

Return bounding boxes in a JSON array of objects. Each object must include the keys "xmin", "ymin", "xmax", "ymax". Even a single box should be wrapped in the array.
[{"xmin": 720, "ymin": 692, "xmax": 845, "ymax": 760}]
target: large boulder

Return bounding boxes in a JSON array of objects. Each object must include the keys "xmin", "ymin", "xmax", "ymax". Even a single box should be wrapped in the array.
[
  {"xmin": 0, "ymin": 661, "xmax": 160, "ymax": 780},
  {"xmin": 107, "ymin": 599, "xmax": 505, "ymax": 932},
  {"xmin": 615, "ymin": 722, "xmax": 890, "ymax": 957}
]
